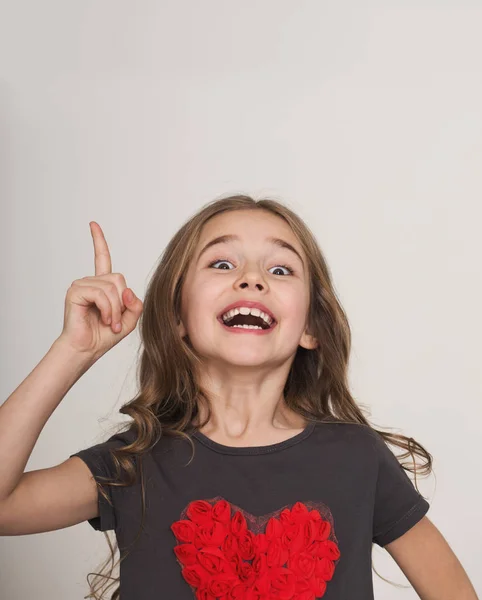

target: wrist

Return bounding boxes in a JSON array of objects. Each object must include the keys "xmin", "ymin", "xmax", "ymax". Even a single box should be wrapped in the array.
[{"xmin": 51, "ymin": 336, "xmax": 99, "ymax": 369}]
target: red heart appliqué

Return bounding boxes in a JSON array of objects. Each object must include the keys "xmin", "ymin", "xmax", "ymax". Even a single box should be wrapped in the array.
[{"xmin": 171, "ymin": 497, "xmax": 341, "ymax": 599}]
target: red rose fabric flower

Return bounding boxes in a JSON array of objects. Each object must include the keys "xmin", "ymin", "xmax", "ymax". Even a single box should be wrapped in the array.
[
  {"xmin": 197, "ymin": 521, "xmax": 228, "ymax": 547},
  {"xmin": 212, "ymin": 499, "xmax": 231, "ymax": 524},
  {"xmin": 171, "ymin": 498, "xmax": 341, "ymax": 599},
  {"xmin": 188, "ymin": 500, "xmax": 214, "ymax": 525},
  {"xmin": 174, "ymin": 543, "xmax": 198, "ymax": 566},
  {"xmin": 237, "ymin": 531, "xmax": 256, "ymax": 561},
  {"xmin": 171, "ymin": 519, "xmax": 197, "ymax": 543},
  {"xmin": 231, "ymin": 510, "xmax": 248, "ymax": 536}
]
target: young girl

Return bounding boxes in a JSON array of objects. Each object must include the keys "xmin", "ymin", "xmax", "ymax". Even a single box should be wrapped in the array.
[{"xmin": 0, "ymin": 195, "xmax": 478, "ymax": 600}]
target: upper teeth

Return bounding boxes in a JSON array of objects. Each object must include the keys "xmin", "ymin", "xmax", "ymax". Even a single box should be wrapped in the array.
[{"xmin": 222, "ymin": 306, "xmax": 273, "ymax": 326}]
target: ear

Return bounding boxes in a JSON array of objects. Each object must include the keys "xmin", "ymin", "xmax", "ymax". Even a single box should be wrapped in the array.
[
  {"xmin": 177, "ymin": 317, "xmax": 187, "ymax": 338},
  {"xmin": 299, "ymin": 329, "xmax": 319, "ymax": 350}
]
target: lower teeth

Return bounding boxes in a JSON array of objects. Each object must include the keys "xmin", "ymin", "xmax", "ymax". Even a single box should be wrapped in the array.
[{"xmin": 231, "ymin": 324, "xmax": 263, "ymax": 329}]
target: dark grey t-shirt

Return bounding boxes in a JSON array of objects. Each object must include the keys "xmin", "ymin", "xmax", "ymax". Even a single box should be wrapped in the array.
[{"xmin": 70, "ymin": 420, "xmax": 429, "ymax": 599}]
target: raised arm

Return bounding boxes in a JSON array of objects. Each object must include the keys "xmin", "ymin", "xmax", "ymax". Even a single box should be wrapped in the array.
[{"xmin": 0, "ymin": 222, "xmax": 142, "ymax": 535}]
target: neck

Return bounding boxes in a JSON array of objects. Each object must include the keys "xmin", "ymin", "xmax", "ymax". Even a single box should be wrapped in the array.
[{"xmin": 191, "ymin": 360, "xmax": 307, "ymax": 440}]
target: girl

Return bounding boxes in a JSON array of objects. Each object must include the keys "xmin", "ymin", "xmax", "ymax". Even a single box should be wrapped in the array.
[{"xmin": 0, "ymin": 195, "xmax": 477, "ymax": 600}]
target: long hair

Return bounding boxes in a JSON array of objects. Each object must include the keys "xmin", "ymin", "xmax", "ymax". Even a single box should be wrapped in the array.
[{"xmin": 83, "ymin": 194, "xmax": 433, "ymax": 599}]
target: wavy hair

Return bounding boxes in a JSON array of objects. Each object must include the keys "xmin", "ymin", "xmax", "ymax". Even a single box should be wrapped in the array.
[{"xmin": 82, "ymin": 194, "xmax": 433, "ymax": 599}]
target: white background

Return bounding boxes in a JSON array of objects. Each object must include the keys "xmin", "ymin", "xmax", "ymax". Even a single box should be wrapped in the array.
[{"xmin": 1, "ymin": 1, "xmax": 481, "ymax": 598}]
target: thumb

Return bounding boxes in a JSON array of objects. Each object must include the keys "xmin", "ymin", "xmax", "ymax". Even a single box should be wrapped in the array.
[{"xmin": 120, "ymin": 288, "xmax": 143, "ymax": 330}]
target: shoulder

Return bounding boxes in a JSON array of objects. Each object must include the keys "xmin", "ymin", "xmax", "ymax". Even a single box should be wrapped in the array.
[
  {"xmin": 307, "ymin": 419, "xmax": 382, "ymax": 464},
  {"xmin": 311, "ymin": 419, "xmax": 399, "ymax": 467},
  {"xmin": 70, "ymin": 423, "xmax": 143, "ymax": 469},
  {"xmin": 87, "ymin": 423, "xmax": 139, "ymax": 451},
  {"xmin": 311, "ymin": 419, "xmax": 378, "ymax": 446}
]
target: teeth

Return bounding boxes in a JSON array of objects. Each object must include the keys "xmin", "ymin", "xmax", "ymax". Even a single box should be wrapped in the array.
[
  {"xmin": 232, "ymin": 324, "xmax": 263, "ymax": 329},
  {"xmin": 221, "ymin": 306, "xmax": 273, "ymax": 326}
]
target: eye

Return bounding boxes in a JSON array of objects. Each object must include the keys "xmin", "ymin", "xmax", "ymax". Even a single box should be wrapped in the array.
[
  {"xmin": 208, "ymin": 259, "xmax": 294, "ymax": 275},
  {"xmin": 208, "ymin": 259, "xmax": 235, "ymax": 270},
  {"xmin": 269, "ymin": 264, "xmax": 294, "ymax": 276}
]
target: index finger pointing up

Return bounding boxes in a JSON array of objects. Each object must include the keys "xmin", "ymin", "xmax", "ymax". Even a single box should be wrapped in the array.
[{"xmin": 90, "ymin": 221, "xmax": 112, "ymax": 276}]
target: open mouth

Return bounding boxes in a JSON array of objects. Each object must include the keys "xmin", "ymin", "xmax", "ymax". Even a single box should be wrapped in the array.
[{"xmin": 217, "ymin": 306, "xmax": 276, "ymax": 331}]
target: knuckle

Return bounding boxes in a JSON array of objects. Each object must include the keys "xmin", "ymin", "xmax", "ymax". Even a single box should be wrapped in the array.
[{"xmin": 112, "ymin": 272, "xmax": 127, "ymax": 286}]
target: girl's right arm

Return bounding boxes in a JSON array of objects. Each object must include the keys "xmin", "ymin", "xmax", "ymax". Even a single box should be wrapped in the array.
[
  {"xmin": 0, "ymin": 222, "xmax": 143, "ymax": 535},
  {"xmin": 0, "ymin": 338, "xmax": 101, "ymax": 535}
]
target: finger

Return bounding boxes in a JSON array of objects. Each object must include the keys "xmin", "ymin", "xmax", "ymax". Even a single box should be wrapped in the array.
[
  {"xmin": 69, "ymin": 285, "xmax": 113, "ymax": 327},
  {"xmin": 90, "ymin": 221, "xmax": 112, "ymax": 277},
  {"xmin": 74, "ymin": 278, "xmax": 124, "ymax": 333},
  {"xmin": 119, "ymin": 288, "xmax": 143, "ymax": 333},
  {"xmin": 80, "ymin": 273, "xmax": 127, "ymax": 314}
]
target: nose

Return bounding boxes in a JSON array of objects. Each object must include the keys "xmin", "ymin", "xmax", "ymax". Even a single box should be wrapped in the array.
[
  {"xmin": 239, "ymin": 281, "xmax": 264, "ymax": 290},
  {"xmin": 235, "ymin": 267, "xmax": 267, "ymax": 292}
]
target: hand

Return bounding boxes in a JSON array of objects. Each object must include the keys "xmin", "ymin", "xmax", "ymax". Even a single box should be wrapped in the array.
[{"xmin": 57, "ymin": 222, "xmax": 143, "ymax": 360}]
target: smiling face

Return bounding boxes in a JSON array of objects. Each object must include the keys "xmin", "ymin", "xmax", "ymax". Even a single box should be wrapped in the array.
[{"xmin": 178, "ymin": 209, "xmax": 318, "ymax": 369}]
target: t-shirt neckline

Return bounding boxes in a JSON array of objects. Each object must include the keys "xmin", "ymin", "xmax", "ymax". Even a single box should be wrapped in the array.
[{"xmin": 192, "ymin": 420, "xmax": 316, "ymax": 455}]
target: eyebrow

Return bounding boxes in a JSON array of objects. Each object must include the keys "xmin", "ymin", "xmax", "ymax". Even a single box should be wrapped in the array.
[{"xmin": 197, "ymin": 234, "xmax": 305, "ymax": 268}]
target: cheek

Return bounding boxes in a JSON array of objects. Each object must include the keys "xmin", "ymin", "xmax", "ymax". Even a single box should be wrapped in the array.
[
  {"xmin": 279, "ymin": 289, "xmax": 308, "ymax": 322},
  {"xmin": 289, "ymin": 313, "xmax": 309, "ymax": 335},
  {"xmin": 183, "ymin": 278, "xmax": 219, "ymax": 327}
]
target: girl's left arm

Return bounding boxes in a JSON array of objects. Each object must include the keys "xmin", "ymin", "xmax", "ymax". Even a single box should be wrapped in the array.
[{"xmin": 385, "ymin": 516, "xmax": 479, "ymax": 599}]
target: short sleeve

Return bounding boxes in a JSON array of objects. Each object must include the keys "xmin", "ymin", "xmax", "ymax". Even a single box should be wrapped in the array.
[
  {"xmin": 369, "ymin": 429, "xmax": 430, "ymax": 547},
  {"xmin": 69, "ymin": 426, "xmax": 136, "ymax": 532}
]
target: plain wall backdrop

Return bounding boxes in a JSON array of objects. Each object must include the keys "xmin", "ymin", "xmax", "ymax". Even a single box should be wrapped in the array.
[{"xmin": 1, "ymin": 1, "xmax": 481, "ymax": 598}]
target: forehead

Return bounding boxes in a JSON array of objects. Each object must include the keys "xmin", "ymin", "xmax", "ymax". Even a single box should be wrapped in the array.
[{"xmin": 198, "ymin": 209, "xmax": 300, "ymax": 247}]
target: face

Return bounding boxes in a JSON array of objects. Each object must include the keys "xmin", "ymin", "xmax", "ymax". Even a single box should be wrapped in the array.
[{"xmin": 178, "ymin": 209, "xmax": 318, "ymax": 369}]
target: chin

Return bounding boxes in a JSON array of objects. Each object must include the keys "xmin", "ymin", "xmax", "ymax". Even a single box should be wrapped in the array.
[{"xmin": 213, "ymin": 350, "xmax": 275, "ymax": 368}]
